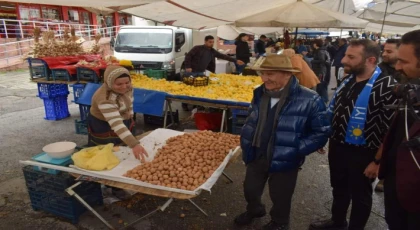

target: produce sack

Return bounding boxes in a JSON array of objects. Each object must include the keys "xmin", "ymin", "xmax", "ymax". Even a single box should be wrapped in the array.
[{"xmin": 72, "ymin": 143, "xmax": 120, "ymax": 171}]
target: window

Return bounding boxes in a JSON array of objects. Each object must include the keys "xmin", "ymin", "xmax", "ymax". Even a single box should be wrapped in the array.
[
  {"xmin": 80, "ymin": 11, "xmax": 91, "ymax": 25},
  {"xmin": 41, "ymin": 7, "xmax": 61, "ymax": 20},
  {"xmin": 19, "ymin": 5, "xmax": 40, "ymax": 20},
  {"xmin": 175, "ymin": 32, "xmax": 185, "ymax": 50},
  {"xmin": 68, "ymin": 9, "xmax": 79, "ymax": 23}
]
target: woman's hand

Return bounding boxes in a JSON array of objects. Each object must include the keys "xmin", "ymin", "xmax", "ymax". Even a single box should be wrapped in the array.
[{"xmin": 132, "ymin": 144, "xmax": 148, "ymax": 162}]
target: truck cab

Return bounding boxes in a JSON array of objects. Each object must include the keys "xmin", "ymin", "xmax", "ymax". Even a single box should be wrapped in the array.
[{"xmin": 112, "ymin": 26, "xmax": 192, "ymax": 80}]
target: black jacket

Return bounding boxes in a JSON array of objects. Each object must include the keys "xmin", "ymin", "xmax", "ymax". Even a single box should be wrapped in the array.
[
  {"xmin": 184, "ymin": 45, "xmax": 236, "ymax": 73},
  {"xmin": 235, "ymin": 40, "xmax": 251, "ymax": 63},
  {"xmin": 311, "ymin": 46, "xmax": 329, "ymax": 77},
  {"xmin": 255, "ymin": 39, "xmax": 266, "ymax": 55},
  {"xmin": 378, "ymin": 62, "xmax": 406, "ymax": 83}
]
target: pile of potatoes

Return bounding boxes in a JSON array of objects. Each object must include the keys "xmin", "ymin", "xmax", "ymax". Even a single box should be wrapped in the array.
[{"xmin": 124, "ymin": 130, "xmax": 240, "ymax": 191}]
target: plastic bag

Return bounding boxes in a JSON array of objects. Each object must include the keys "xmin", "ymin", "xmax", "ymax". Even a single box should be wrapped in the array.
[{"xmin": 72, "ymin": 143, "xmax": 120, "ymax": 171}]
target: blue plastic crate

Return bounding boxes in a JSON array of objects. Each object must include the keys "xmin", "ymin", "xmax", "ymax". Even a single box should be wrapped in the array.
[
  {"xmin": 79, "ymin": 104, "xmax": 90, "ymax": 121},
  {"xmin": 43, "ymin": 96, "xmax": 70, "ymax": 120},
  {"xmin": 28, "ymin": 58, "xmax": 50, "ymax": 80},
  {"xmin": 77, "ymin": 67, "xmax": 99, "ymax": 83},
  {"xmin": 37, "ymin": 83, "xmax": 69, "ymax": 99},
  {"xmin": 51, "ymin": 69, "xmax": 74, "ymax": 81},
  {"xmin": 75, "ymin": 119, "xmax": 88, "ymax": 135},
  {"xmin": 23, "ymin": 166, "xmax": 103, "ymax": 224},
  {"xmin": 71, "ymin": 83, "xmax": 86, "ymax": 103}
]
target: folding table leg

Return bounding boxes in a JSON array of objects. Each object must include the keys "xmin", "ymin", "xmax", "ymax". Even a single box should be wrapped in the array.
[
  {"xmin": 163, "ymin": 99, "xmax": 175, "ymax": 128},
  {"xmin": 163, "ymin": 100, "xmax": 169, "ymax": 128},
  {"xmin": 188, "ymin": 199, "xmax": 208, "ymax": 216},
  {"xmin": 168, "ymin": 100, "xmax": 175, "ymax": 126},
  {"xmin": 122, "ymin": 198, "xmax": 173, "ymax": 229},
  {"xmin": 222, "ymin": 172, "xmax": 234, "ymax": 183},
  {"xmin": 220, "ymin": 109, "xmax": 227, "ymax": 132},
  {"xmin": 66, "ymin": 182, "xmax": 115, "ymax": 230}
]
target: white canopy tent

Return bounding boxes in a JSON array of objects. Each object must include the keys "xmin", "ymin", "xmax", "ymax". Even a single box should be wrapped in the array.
[
  {"xmin": 4, "ymin": 0, "xmax": 159, "ymax": 7},
  {"xmin": 235, "ymin": 0, "xmax": 368, "ymax": 28},
  {"xmin": 216, "ymin": 25, "xmax": 283, "ymax": 40},
  {"xmin": 351, "ymin": 1, "xmax": 420, "ymax": 34},
  {"xmin": 5, "ymin": 0, "xmax": 372, "ymax": 30}
]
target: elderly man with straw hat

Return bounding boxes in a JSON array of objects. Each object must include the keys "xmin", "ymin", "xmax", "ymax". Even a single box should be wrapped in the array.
[{"xmin": 235, "ymin": 55, "xmax": 331, "ymax": 230}]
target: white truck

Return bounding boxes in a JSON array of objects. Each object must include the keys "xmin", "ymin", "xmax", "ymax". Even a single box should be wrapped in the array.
[{"xmin": 112, "ymin": 26, "xmax": 193, "ymax": 80}]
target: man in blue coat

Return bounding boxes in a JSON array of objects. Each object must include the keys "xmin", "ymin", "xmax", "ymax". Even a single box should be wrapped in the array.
[{"xmin": 234, "ymin": 55, "xmax": 331, "ymax": 230}]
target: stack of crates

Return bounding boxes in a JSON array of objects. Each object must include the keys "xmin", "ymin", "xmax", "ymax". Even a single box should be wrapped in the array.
[
  {"xmin": 37, "ymin": 83, "xmax": 70, "ymax": 120},
  {"xmin": 231, "ymin": 109, "xmax": 248, "ymax": 135},
  {"xmin": 23, "ymin": 166, "xmax": 103, "ymax": 224},
  {"xmin": 72, "ymin": 84, "xmax": 89, "ymax": 135}
]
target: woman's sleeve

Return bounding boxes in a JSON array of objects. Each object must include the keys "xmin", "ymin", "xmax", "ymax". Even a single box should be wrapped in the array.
[{"xmin": 98, "ymin": 100, "xmax": 138, "ymax": 148}]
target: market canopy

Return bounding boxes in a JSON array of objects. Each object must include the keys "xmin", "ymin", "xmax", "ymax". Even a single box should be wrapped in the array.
[
  {"xmin": 235, "ymin": 0, "xmax": 368, "ymax": 29},
  {"xmin": 9, "ymin": 0, "xmax": 374, "ymax": 30},
  {"xmin": 83, "ymin": 5, "xmax": 146, "ymax": 16},
  {"xmin": 353, "ymin": 1, "xmax": 420, "ymax": 27},
  {"xmin": 4, "ymin": 0, "xmax": 159, "ymax": 7},
  {"xmin": 292, "ymin": 29, "xmax": 330, "ymax": 35}
]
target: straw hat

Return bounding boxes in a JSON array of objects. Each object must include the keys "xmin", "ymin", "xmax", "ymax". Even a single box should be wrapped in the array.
[{"xmin": 252, "ymin": 55, "xmax": 300, "ymax": 73}]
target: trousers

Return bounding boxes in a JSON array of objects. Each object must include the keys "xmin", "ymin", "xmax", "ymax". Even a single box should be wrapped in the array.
[
  {"xmin": 328, "ymin": 140, "xmax": 376, "ymax": 230},
  {"xmin": 384, "ymin": 174, "xmax": 420, "ymax": 230},
  {"xmin": 243, "ymin": 158, "xmax": 298, "ymax": 225}
]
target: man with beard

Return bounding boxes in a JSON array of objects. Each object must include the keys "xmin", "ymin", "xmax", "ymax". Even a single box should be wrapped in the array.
[
  {"xmin": 379, "ymin": 29, "xmax": 420, "ymax": 230},
  {"xmin": 309, "ymin": 39, "xmax": 398, "ymax": 230},
  {"xmin": 379, "ymin": 39, "xmax": 404, "ymax": 83},
  {"xmin": 375, "ymin": 39, "xmax": 401, "ymax": 192}
]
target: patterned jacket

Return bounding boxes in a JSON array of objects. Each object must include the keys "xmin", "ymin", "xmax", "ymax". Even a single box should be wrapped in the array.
[{"xmin": 330, "ymin": 72, "xmax": 398, "ymax": 149}]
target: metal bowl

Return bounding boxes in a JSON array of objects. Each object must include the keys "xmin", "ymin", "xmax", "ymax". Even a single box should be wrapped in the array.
[{"xmin": 42, "ymin": 142, "xmax": 77, "ymax": 159}]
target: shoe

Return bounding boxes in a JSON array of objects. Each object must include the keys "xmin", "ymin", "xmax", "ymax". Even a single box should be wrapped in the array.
[
  {"xmin": 375, "ymin": 180, "xmax": 384, "ymax": 192},
  {"xmin": 263, "ymin": 220, "xmax": 289, "ymax": 230},
  {"xmin": 234, "ymin": 210, "xmax": 266, "ymax": 226},
  {"xmin": 309, "ymin": 219, "xmax": 348, "ymax": 230}
]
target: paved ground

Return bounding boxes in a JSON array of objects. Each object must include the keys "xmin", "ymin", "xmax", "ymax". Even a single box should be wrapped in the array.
[{"xmin": 0, "ymin": 70, "xmax": 387, "ymax": 230}]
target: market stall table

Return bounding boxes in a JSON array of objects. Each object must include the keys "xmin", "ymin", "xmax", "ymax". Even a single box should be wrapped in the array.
[
  {"xmin": 20, "ymin": 129, "xmax": 242, "ymax": 230},
  {"xmin": 163, "ymin": 95, "xmax": 250, "ymax": 132}
]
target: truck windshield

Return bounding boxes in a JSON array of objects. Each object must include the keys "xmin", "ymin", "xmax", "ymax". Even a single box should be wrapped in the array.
[{"xmin": 115, "ymin": 29, "xmax": 173, "ymax": 53}]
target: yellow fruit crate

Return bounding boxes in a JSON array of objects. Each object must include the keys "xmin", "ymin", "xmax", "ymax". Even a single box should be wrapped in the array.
[{"xmin": 182, "ymin": 76, "xmax": 209, "ymax": 87}]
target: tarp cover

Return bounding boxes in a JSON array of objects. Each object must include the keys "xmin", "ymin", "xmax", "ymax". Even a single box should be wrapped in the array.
[{"xmin": 235, "ymin": 0, "xmax": 368, "ymax": 28}]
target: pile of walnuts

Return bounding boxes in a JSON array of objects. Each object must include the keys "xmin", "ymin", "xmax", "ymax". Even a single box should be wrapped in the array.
[{"xmin": 124, "ymin": 131, "xmax": 240, "ymax": 191}]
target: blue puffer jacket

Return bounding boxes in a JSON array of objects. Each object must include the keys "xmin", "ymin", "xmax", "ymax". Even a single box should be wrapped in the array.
[{"xmin": 240, "ymin": 77, "xmax": 331, "ymax": 172}]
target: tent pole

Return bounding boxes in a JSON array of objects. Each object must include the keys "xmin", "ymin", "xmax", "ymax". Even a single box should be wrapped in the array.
[
  {"xmin": 380, "ymin": 0, "xmax": 389, "ymax": 42},
  {"xmin": 340, "ymin": 29, "xmax": 343, "ymax": 38},
  {"xmin": 294, "ymin": 27, "xmax": 298, "ymax": 46}
]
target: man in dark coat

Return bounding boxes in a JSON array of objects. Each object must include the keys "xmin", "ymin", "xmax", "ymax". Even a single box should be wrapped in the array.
[
  {"xmin": 332, "ymin": 38, "xmax": 348, "ymax": 89},
  {"xmin": 184, "ymin": 35, "xmax": 244, "ymax": 73},
  {"xmin": 379, "ymin": 29, "xmax": 420, "ymax": 230},
  {"xmin": 312, "ymin": 39, "xmax": 330, "ymax": 103},
  {"xmin": 255, "ymin": 35, "xmax": 268, "ymax": 57},
  {"xmin": 234, "ymin": 55, "xmax": 330, "ymax": 230}
]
